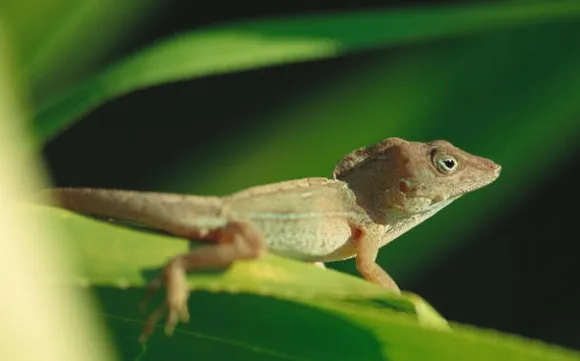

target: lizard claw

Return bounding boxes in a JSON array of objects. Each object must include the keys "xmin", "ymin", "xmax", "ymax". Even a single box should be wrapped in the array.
[
  {"xmin": 164, "ymin": 284, "xmax": 191, "ymax": 336},
  {"xmin": 164, "ymin": 304, "xmax": 190, "ymax": 335}
]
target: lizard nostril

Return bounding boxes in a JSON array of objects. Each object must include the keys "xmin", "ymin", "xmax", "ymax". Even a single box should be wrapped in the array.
[{"xmin": 488, "ymin": 162, "xmax": 500, "ymax": 171}]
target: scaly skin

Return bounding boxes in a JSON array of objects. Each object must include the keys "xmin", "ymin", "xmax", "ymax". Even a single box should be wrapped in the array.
[{"xmin": 41, "ymin": 137, "xmax": 501, "ymax": 340}]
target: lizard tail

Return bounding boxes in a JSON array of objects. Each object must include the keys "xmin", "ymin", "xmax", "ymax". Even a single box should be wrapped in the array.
[{"xmin": 38, "ymin": 188, "xmax": 226, "ymax": 239}]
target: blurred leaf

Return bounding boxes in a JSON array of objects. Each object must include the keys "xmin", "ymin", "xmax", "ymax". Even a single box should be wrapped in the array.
[
  {"xmin": 34, "ymin": 0, "xmax": 580, "ymax": 143},
  {"xmin": 0, "ymin": 23, "xmax": 118, "ymax": 361},
  {"xmin": 0, "ymin": 0, "xmax": 159, "ymax": 102},
  {"xmin": 29, "ymin": 204, "xmax": 580, "ymax": 361}
]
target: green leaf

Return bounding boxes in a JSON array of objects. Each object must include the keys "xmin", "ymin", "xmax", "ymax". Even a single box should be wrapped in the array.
[
  {"xmin": 34, "ymin": 0, "xmax": 580, "ymax": 143},
  {"xmin": 31, "ymin": 204, "xmax": 580, "ymax": 361},
  {"xmin": 34, "ymin": 204, "xmax": 444, "ymax": 323}
]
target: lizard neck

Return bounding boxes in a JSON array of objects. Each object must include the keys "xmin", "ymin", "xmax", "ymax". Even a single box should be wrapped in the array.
[
  {"xmin": 336, "ymin": 159, "xmax": 411, "ymax": 224},
  {"xmin": 342, "ymin": 178, "xmax": 461, "ymax": 246},
  {"xmin": 341, "ymin": 181, "xmax": 395, "ymax": 225},
  {"xmin": 378, "ymin": 195, "xmax": 460, "ymax": 246}
]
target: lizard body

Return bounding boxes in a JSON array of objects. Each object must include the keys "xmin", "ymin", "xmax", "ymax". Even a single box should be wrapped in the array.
[
  {"xmin": 51, "ymin": 178, "xmax": 361, "ymax": 261},
  {"xmin": 41, "ymin": 137, "xmax": 501, "ymax": 339}
]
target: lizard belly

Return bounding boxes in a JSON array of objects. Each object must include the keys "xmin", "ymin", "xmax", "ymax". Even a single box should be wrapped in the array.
[{"xmin": 247, "ymin": 217, "xmax": 354, "ymax": 261}]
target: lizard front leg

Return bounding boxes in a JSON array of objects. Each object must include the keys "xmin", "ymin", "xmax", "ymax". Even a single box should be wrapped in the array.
[
  {"xmin": 141, "ymin": 219, "xmax": 266, "ymax": 341},
  {"xmin": 353, "ymin": 226, "xmax": 401, "ymax": 294}
]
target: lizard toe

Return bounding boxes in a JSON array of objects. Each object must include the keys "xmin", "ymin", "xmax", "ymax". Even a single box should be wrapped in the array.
[
  {"xmin": 139, "ymin": 303, "xmax": 166, "ymax": 343},
  {"xmin": 164, "ymin": 309, "xmax": 178, "ymax": 336}
]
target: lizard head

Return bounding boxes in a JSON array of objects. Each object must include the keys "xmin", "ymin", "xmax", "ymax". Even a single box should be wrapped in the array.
[{"xmin": 333, "ymin": 137, "xmax": 501, "ymax": 215}]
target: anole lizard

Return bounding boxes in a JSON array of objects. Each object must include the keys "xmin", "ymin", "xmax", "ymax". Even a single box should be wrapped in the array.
[{"xmin": 41, "ymin": 137, "xmax": 501, "ymax": 339}]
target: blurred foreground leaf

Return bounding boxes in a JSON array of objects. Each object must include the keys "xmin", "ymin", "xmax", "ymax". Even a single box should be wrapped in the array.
[
  {"xmin": 34, "ymin": 0, "xmax": 580, "ymax": 143},
  {"xmin": 1, "ymin": 0, "xmax": 159, "ymax": 102}
]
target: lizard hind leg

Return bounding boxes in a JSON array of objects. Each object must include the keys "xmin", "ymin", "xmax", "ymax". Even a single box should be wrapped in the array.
[{"xmin": 140, "ymin": 219, "xmax": 266, "ymax": 341}]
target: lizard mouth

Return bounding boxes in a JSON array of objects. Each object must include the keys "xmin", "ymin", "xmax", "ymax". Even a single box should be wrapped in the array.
[{"xmin": 493, "ymin": 164, "xmax": 502, "ymax": 178}]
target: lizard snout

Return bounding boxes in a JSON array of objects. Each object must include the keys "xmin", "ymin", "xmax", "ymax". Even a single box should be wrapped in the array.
[{"xmin": 490, "ymin": 162, "xmax": 502, "ymax": 178}]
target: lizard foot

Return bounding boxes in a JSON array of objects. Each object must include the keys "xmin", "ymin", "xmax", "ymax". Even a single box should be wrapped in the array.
[
  {"xmin": 138, "ymin": 219, "xmax": 266, "ymax": 342},
  {"xmin": 139, "ymin": 259, "xmax": 192, "ymax": 342}
]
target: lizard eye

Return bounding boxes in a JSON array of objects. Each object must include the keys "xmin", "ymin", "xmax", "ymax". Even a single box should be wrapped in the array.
[{"xmin": 434, "ymin": 154, "xmax": 458, "ymax": 174}]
